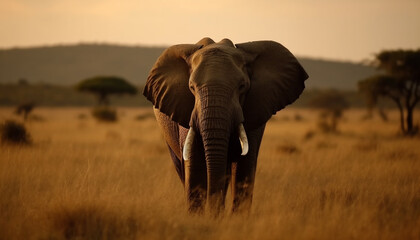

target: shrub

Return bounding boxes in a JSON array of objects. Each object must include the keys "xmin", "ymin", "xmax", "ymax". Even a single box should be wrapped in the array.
[
  {"xmin": 0, "ymin": 120, "xmax": 31, "ymax": 144},
  {"xmin": 134, "ymin": 112, "xmax": 154, "ymax": 121},
  {"xmin": 276, "ymin": 143, "xmax": 300, "ymax": 154},
  {"xmin": 294, "ymin": 113, "xmax": 304, "ymax": 122},
  {"xmin": 303, "ymin": 130, "xmax": 316, "ymax": 140},
  {"xmin": 92, "ymin": 107, "xmax": 117, "ymax": 122},
  {"xmin": 77, "ymin": 113, "xmax": 88, "ymax": 120}
]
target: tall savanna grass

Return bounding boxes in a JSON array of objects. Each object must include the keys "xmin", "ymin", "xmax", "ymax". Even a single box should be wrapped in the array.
[{"xmin": 0, "ymin": 107, "xmax": 419, "ymax": 239}]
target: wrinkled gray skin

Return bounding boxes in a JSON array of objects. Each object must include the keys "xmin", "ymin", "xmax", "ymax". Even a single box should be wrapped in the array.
[{"xmin": 144, "ymin": 38, "xmax": 308, "ymax": 215}]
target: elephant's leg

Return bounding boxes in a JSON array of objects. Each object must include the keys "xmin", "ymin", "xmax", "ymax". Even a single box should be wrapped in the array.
[
  {"xmin": 180, "ymin": 128, "xmax": 207, "ymax": 214},
  {"xmin": 223, "ymin": 162, "xmax": 232, "ymax": 203},
  {"xmin": 232, "ymin": 124, "xmax": 266, "ymax": 213}
]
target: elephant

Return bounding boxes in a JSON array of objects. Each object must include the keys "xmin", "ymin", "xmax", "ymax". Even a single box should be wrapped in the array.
[{"xmin": 143, "ymin": 37, "xmax": 308, "ymax": 215}]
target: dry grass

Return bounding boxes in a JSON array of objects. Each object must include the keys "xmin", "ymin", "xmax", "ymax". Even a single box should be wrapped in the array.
[{"xmin": 1, "ymin": 107, "xmax": 420, "ymax": 240}]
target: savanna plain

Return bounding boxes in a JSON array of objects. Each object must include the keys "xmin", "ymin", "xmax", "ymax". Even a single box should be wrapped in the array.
[{"xmin": 1, "ymin": 107, "xmax": 420, "ymax": 240}]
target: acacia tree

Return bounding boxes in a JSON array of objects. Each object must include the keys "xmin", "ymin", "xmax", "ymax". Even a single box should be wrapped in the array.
[
  {"xmin": 76, "ymin": 76, "xmax": 138, "ymax": 106},
  {"xmin": 358, "ymin": 50, "xmax": 420, "ymax": 135}
]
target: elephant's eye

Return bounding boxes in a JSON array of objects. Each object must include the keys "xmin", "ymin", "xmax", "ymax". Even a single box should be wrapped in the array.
[
  {"xmin": 189, "ymin": 84, "xmax": 195, "ymax": 92},
  {"xmin": 239, "ymin": 83, "xmax": 246, "ymax": 91}
]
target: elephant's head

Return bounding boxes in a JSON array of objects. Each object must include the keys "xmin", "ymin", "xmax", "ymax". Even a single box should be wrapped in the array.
[{"xmin": 144, "ymin": 38, "xmax": 308, "ymax": 211}]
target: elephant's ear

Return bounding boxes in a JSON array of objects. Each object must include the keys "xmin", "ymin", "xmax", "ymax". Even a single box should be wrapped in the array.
[
  {"xmin": 143, "ymin": 44, "xmax": 202, "ymax": 128},
  {"xmin": 236, "ymin": 41, "xmax": 308, "ymax": 130}
]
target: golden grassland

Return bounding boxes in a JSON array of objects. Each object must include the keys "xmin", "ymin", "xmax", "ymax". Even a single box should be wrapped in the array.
[{"xmin": 1, "ymin": 107, "xmax": 420, "ymax": 240}]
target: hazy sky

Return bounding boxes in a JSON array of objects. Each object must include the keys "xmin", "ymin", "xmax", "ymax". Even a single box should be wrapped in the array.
[{"xmin": 1, "ymin": 0, "xmax": 419, "ymax": 61}]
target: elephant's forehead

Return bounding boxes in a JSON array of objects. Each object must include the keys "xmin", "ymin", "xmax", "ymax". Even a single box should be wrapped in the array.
[
  {"xmin": 191, "ymin": 45, "xmax": 244, "ymax": 65},
  {"xmin": 201, "ymin": 44, "xmax": 238, "ymax": 54}
]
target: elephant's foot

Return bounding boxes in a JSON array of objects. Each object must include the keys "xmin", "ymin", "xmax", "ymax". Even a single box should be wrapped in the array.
[
  {"xmin": 232, "ymin": 190, "xmax": 253, "ymax": 214},
  {"xmin": 184, "ymin": 160, "xmax": 206, "ymax": 214},
  {"xmin": 187, "ymin": 191, "xmax": 206, "ymax": 215},
  {"xmin": 231, "ymin": 162, "xmax": 254, "ymax": 214},
  {"xmin": 207, "ymin": 193, "xmax": 227, "ymax": 218}
]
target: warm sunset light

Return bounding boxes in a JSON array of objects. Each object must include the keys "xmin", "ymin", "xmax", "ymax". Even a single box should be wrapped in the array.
[{"xmin": 1, "ymin": 1, "xmax": 419, "ymax": 239}]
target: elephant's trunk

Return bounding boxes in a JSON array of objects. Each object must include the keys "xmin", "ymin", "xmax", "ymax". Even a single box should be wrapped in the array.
[
  {"xmin": 198, "ymin": 87, "xmax": 232, "ymax": 214},
  {"xmin": 201, "ymin": 113, "xmax": 230, "ymax": 214}
]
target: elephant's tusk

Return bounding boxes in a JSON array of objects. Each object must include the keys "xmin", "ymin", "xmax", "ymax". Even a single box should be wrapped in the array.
[
  {"xmin": 183, "ymin": 128, "xmax": 196, "ymax": 161},
  {"xmin": 239, "ymin": 123, "xmax": 249, "ymax": 156}
]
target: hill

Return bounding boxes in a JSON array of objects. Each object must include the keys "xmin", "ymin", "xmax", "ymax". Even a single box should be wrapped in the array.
[
  {"xmin": 298, "ymin": 58, "xmax": 375, "ymax": 90},
  {"xmin": 0, "ymin": 44, "xmax": 375, "ymax": 90},
  {"xmin": 0, "ymin": 44, "xmax": 165, "ymax": 86}
]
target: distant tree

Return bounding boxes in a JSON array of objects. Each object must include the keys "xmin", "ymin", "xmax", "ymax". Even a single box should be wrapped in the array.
[
  {"xmin": 15, "ymin": 102, "xmax": 35, "ymax": 121},
  {"xmin": 358, "ymin": 49, "xmax": 420, "ymax": 135},
  {"xmin": 358, "ymin": 76, "xmax": 389, "ymax": 122},
  {"xmin": 17, "ymin": 78, "xmax": 29, "ymax": 85},
  {"xmin": 76, "ymin": 76, "xmax": 137, "ymax": 122},
  {"xmin": 76, "ymin": 76, "xmax": 138, "ymax": 106},
  {"xmin": 310, "ymin": 90, "xmax": 349, "ymax": 132}
]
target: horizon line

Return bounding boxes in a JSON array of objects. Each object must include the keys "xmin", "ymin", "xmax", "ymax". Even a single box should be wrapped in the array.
[{"xmin": 0, "ymin": 41, "xmax": 372, "ymax": 64}]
